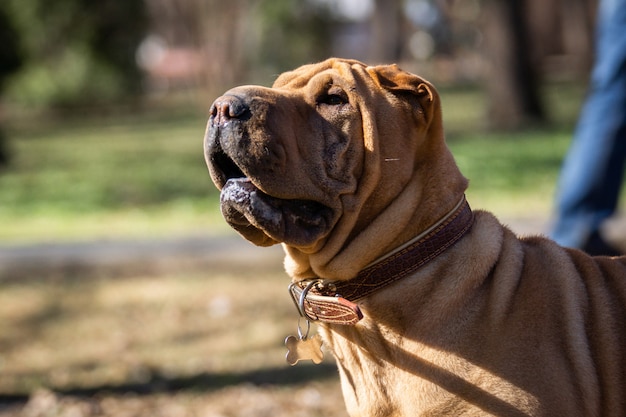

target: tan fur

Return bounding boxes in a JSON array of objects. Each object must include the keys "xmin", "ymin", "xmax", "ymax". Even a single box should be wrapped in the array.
[
  {"xmin": 271, "ymin": 60, "xmax": 467, "ymax": 280},
  {"xmin": 205, "ymin": 58, "xmax": 626, "ymax": 416}
]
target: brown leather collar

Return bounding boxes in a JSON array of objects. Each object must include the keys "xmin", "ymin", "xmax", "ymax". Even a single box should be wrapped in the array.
[{"xmin": 289, "ymin": 196, "xmax": 474, "ymax": 325}]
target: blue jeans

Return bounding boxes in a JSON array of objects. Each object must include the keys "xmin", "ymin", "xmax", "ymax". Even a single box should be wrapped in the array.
[{"xmin": 551, "ymin": 0, "xmax": 626, "ymax": 248}]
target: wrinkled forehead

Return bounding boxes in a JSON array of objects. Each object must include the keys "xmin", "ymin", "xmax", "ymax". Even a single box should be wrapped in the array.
[{"xmin": 272, "ymin": 59, "xmax": 370, "ymax": 92}]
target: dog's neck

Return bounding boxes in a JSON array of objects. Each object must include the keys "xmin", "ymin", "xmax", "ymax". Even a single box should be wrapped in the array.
[
  {"xmin": 287, "ymin": 195, "xmax": 474, "ymax": 325},
  {"xmin": 283, "ymin": 140, "xmax": 468, "ymax": 281}
]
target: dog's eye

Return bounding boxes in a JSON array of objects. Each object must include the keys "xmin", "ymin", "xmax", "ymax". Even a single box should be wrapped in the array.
[
  {"xmin": 322, "ymin": 94, "xmax": 347, "ymax": 105},
  {"xmin": 317, "ymin": 86, "xmax": 348, "ymax": 106}
]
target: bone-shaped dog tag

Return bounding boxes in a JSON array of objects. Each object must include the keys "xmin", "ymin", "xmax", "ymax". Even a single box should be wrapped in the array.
[{"xmin": 285, "ymin": 333, "xmax": 323, "ymax": 366}]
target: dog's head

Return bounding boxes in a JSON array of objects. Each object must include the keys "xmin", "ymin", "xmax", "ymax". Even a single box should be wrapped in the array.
[{"xmin": 205, "ymin": 58, "xmax": 466, "ymax": 278}]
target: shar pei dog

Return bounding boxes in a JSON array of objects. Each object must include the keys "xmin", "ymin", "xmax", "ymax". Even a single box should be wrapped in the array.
[{"xmin": 204, "ymin": 58, "xmax": 626, "ymax": 416}]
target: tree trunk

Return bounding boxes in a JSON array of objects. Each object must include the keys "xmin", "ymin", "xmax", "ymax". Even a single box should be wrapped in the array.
[
  {"xmin": 0, "ymin": 127, "xmax": 9, "ymax": 168},
  {"xmin": 0, "ymin": 4, "xmax": 22, "ymax": 168},
  {"xmin": 369, "ymin": 0, "xmax": 404, "ymax": 63},
  {"xmin": 482, "ymin": 0, "xmax": 546, "ymax": 130},
  {"xmin": 559, "ymin": 0, "xmax": 596, "ymax": 74}
]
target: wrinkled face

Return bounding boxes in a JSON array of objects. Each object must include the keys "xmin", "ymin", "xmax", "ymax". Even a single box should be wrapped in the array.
[
  {"xmin": 205, "ymin": 62, "xmax": 367, "ymax": 248},
  {"xmin": 205, "ymin": 59, "xmax": 437, "ymax": 250}
]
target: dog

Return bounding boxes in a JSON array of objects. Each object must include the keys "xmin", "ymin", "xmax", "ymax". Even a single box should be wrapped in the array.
[{"xmin": 204, "ymin": 58, "xmax": 626, "ymax": 416}]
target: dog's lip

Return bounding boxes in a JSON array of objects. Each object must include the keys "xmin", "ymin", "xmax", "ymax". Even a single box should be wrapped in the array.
[
  {"xmin": 221, "ymin": 177, "xmax": 334, "ymax": 245},
  {"xmin": 221, "ymin": 177, "xmax": 330, "ymax": 218}
]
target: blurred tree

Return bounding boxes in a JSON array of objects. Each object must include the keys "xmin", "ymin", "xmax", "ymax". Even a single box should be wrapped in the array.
[
  {"xmin": 143, "ymin": 0, "xmax": 336, "ymax": 101},
  {"xmin": 197, "ymin": 0, "xmax": 256, "ymax": 96},
  {"xmin": 526, "ymin": 0, "xmax": 596, "ymax": 77},
  {"xmin": 203, "ymin": 0, "xmax": 336, "ymax": 94},
  {"xmin": 3, "ymin": 0, "xmax": 147, "ymax": 108},
  {"xmin": 0, "ymin": 3, "xmax": 23, "ymax": 167},
  {"xmin": 254, "ymin": 0, "xmax": 336, "ymax": 77},
  {"xmin": 0, "ymin": 8, "xmax": 22, "ymax": 86},
  {"xmin": 143, "ymin": 0, "xmax": 254, "ymax": 99},
  {"xmin": 370, "ymin": 0, "xmax": 405, "ymax": 63},
  {"xmin": 481, "ymin": 0, "xmax": 545, "ymax": 130},
  {"xmin": 480, "ymin": 0, "xmax": 596, "ymax": 130}
]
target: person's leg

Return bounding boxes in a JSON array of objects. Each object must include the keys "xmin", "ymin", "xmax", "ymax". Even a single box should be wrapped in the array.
[{"xmin": 551, "ymin": 0, "xmax": 626, "ymax": 252}]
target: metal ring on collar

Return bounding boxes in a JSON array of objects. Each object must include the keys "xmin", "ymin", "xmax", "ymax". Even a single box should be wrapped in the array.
[
  {"xmin": 288, "ymin": 279, "xmax": 322, "ymax": 321},
  {"xmin": 298, "ymin": 279, "xmax": 321, "ymax": 321},
  {"xmin": 297, "ymin": 316, "xmax": 311, "ymax": 340}
]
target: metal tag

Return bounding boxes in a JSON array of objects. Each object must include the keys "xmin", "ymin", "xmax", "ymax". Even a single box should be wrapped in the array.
[{"xmin": 285, "ymin": 332, "xmax": 323, "ymax": 366}]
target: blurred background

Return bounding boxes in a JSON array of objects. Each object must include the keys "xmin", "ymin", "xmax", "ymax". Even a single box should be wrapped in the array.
[{"xmin": 0, "ymin": 0, "xmax": 614, "ymax": 415}]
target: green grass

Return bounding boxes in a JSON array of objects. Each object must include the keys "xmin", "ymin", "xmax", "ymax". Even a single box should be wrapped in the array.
[
  {"xmin": 0, "ymin": 109, "xmax": 229, "ymax": 243},
  {"xmin": 0, "ymin": 82, "xmax": 587, "ymax": 243},
  {"xmin": 449, "ymin": 129, "xmax": 571, "ymax": 218},
  {"xmin": 440, "ymin": 81, "xmax": 583, "ymax": 218}
]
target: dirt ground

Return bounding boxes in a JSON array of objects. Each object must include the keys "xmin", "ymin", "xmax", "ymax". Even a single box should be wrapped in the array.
[
  {"xmin": 0, "ymin": 238, "xmax": 348, "ymax": 417},
  {"xmin": 0, "ymin": 382, "xmax": 347, "ymax": 417}
]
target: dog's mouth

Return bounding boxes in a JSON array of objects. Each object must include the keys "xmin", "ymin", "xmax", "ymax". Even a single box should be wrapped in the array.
[
  {"xmin": 209, "ymin": 143, "xmax": 247, "ymax": 188},
  {"xmin": 209, "ymin": 144, "xmax": 334, "ymax": 247}
]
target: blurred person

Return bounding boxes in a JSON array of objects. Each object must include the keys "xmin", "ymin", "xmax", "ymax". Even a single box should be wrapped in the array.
[{"xmin": 550, "ymin": 0, "xmax": 626, "ymax": 256}]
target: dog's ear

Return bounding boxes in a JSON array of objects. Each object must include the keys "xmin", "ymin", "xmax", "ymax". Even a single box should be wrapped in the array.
[{"xmin": 368, "ymin": 64, "xmax": 437, "ymax": 104}]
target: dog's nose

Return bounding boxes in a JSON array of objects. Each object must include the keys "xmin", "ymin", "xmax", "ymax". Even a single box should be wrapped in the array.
[{"xmin": 210, "ymin": 95, "xmax": 250, "ymax": 126}]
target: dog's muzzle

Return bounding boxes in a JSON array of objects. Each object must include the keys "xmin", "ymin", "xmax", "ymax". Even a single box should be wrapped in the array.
[{"xmin": 205, "ymin": 91, "xmax": 336, "ymax": 248}]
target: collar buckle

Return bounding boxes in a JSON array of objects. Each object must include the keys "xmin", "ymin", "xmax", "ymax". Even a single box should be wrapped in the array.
[{"xmin": 288, "ymin": 279, "xmax": 363, "ymax": 325}]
